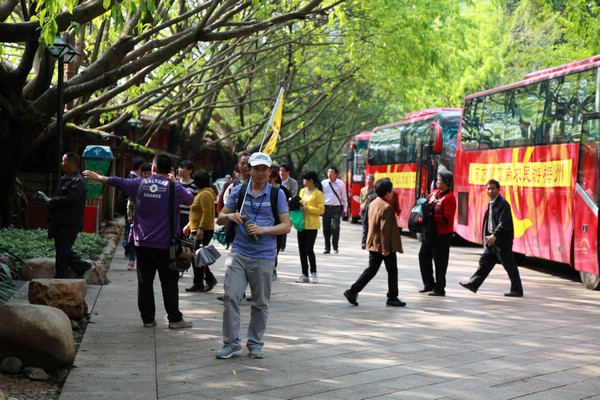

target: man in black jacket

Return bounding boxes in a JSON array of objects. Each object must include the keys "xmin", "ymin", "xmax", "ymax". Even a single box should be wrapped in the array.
[
  {"xmin": 459, "ymin": 179, "xmax": 523, "ymax": 297},
  {"xmin": 47, "ymin": 152, "xmax": 92, "ymax": 279}
]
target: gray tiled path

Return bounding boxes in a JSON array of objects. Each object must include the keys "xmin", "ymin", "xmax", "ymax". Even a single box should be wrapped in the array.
[{"xmin": 59, "ymin": 222, "xmax": 600, "ymax": 399}]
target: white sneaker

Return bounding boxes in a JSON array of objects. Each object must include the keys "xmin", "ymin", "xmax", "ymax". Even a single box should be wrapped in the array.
[
  {"xmin": 311, "ymin": 273, "xmax": 319, "ymax": 284},
  {"xmin": 296, "ymin": 274, "xmax": 309, "ymax": 283}
]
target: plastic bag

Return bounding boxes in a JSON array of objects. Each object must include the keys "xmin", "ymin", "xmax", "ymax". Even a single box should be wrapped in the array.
[{"xmin": 289, "ymin": 210, "xmax": 305, "ymax": 232}]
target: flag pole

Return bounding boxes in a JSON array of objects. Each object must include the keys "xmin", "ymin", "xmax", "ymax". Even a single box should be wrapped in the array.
[{"xmin": 243, "ymin": 87, "xmax": 283, "ymax": 215}]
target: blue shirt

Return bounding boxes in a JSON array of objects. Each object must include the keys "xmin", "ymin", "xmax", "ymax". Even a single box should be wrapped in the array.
[{"xmin": 225, "ymin": 183, "xmax": 288, "ymax": 259}]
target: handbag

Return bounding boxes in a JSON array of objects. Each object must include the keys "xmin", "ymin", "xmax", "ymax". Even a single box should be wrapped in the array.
[
  {"xmin": 194, "ymin": 244, "xmax": 221, "ymax": 267},
  {"xmin": 168, "ymin": 182, "xmax": 194, "ymax": 272}
]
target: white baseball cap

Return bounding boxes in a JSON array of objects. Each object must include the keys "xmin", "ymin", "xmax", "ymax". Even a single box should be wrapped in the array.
[{"xmin": 248, "ymin": 152, "xmax": 272, "ymax": 167}]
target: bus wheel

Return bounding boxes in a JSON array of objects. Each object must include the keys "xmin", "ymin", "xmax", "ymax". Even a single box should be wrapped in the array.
[
  {"xmin": 580, "ymin": 271, "xmax": 600, "ymax": 290},
  {"xmin": 351, "ymin": 217, "xmax": 359, "ymax": 224}
]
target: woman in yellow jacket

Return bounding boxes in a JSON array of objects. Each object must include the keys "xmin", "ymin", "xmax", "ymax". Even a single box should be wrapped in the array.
[
  {"xmin": 183, "ymin": 170, "xmax": 217, "ymax": 293},
  {"xmin": 296, "ymin": 170, "xmax": 325, "ymax": 283}
]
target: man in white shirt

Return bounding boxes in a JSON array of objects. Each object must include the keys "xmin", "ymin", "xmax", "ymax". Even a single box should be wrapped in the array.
[
  {"xmin": 321, "ymin": 167, "xmax": 347, "ymax": 254},
  {"xmin": 279, "ymin": 163, "xmax": 298, "ymax": 197}
]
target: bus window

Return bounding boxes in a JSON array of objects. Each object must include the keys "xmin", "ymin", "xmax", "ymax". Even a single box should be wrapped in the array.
[
  {"xmin": 515, "ymin": 82, "xmax": 544, "ymax": 145},
  {"xmin": 461, "ymin": 98, "xmax": 483, "ymax": 150},
  {"xmin": 481, "ymin": 91, "xmax": 507, "ymax": 148}
]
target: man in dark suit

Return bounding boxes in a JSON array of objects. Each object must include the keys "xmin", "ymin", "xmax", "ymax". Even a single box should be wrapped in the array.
[
  {"xmin": 47, "ymin": 152, "xmax": 93, "ymax": 279},
  {"xmin": 459, "ymin": 179, "xmax": 523, "ymax": 297}
]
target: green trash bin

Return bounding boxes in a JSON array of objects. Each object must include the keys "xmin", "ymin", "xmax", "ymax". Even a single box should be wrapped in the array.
[{"xmin": 82, "ymin": 145, "xmax": 114, "ymax": 199}]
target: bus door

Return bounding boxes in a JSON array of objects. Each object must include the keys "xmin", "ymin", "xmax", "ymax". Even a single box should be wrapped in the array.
[
  {"xmin": 575, "ymin": 112, "xmax": 600, "ymax": 289},
  {"xmin": 414, "ymin": 141, "xmax": 433, "ymax": 201}
]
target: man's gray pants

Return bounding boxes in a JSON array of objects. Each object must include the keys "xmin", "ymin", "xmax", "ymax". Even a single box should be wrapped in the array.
[{"xmin": 222, "ymin": 251, "xmax": 275, "ymax": 350}]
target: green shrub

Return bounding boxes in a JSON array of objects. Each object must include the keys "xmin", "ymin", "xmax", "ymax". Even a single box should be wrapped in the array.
[
  {"xmin": 0, "ymin": 260, "xmax": 21, "ymax": 304},
  {"xmin": 0, "ymin": 227, "xmax": 107, "ymax": 276}
]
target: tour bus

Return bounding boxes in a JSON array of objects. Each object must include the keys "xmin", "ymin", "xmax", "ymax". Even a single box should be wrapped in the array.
[
  {"xmin": 341, "ymin": 131, "xmax": 372, "ymax": 222},
  {"xmin": 366, "ymin": 108, "xmax": 461, "ymax": 228},
  {"xmin": 454, "ymin": 54, "xmax": 600, "ymax": 289}
]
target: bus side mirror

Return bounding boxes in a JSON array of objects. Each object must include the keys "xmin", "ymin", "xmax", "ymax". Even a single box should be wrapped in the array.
[{"xmin": 431, "ymin": 122, "xmax": 443, "ymax": 154}]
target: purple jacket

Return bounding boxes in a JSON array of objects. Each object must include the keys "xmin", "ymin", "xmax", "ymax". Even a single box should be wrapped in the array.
[{"xmin": 108, "ymin": 175, "xmax": 194, "ymax": 249}]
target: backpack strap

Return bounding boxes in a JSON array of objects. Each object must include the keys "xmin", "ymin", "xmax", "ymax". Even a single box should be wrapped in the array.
[
  {"xmin": 236, "ymin": 181, "xmax": 249, "ymax": 213},
  {"xmin": 270, "ymin": 185, "xmax": 280, "ymax": 225}
]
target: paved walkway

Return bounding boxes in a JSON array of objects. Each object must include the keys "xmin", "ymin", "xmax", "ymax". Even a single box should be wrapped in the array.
[{"xmin": 58, "ymin": 222, "xmax": 600, "ymax": 399}]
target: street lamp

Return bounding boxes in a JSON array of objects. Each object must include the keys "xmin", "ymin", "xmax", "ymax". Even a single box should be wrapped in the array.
[{"xmin": 47, "ymin": 35, "xmax": 80, "ymax": 189}]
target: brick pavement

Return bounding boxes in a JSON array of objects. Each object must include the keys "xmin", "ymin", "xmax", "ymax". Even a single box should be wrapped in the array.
[{"xmin": 59, "ymin": 222, "xmax": 600, "ymax": 399}]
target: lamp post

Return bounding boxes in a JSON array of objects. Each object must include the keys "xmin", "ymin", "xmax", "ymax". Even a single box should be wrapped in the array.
[{"xmin": 47, "ymin": 35, "xmax": 80, "ymax": 189}]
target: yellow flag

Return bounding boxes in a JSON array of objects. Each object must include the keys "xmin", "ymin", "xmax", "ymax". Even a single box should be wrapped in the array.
[
  {"xmin": 263, "ymin": 132, "xmax": 279, "ymax": 155},
  {"xmin": 271, "ymin": 90, "xmax": 284, "ymax": 134}
]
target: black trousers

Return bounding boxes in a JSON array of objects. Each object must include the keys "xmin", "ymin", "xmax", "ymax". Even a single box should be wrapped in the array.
[
  {"xmin": 418, "ymin": 232, "xmax": 452, "ymax": 293},
  {"xmin": 360, "ymin": 208, "xmax": 368, "ymax": 248},
  {"xmin": 350, "ymin": 251, "xmax": 398, "ymax": 301},
  {"xmin": 191, "ymin": 230, "xmax": 216, "ymax": 287},
  {"xmin": 322, "ymin": 205, "xmax": 342, "ymax": 251},
  {"xmin": 298, "ymin": 229, "xmax": 318, "ymax": 276},
  {"xmin": 54, "ymin": 224, "xmax": 91, "ymax": 278},
  {"xmin": 468, "ymin": 246, "xmax": 523, "ymax": 293},
  {"xmin": 135, "ymin": 246, "xmax": 183, "ymax": 324}
]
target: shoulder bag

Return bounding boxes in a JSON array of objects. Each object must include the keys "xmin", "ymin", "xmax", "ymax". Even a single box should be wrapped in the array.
[{"xmin": 168, "ymin": 182, "xmax": 194, "ymax": 272}]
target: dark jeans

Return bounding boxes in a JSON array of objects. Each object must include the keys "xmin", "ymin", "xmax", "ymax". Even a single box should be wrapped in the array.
[
  {"xmin": 360, "ymin": 208, "xmax": 368, "ymax": 247},
  {"xmin": 468, "ymin": 246, "xmax": 523, "ymax": 293},
  {"xmin": 298, "ymin": 229, "xmax": 318, "ymax": 276},
  {"xmin": 323, "ymin": 205, "xmax": 342, "ymax": 251},
  {"xmin": 135, "ymin": 246, "xmax": 183, "ymax": 324},
  {"xmin": 123, "ymin": 217, "xmax": 136, "ymax": 262},
  {"xmin": 54, "ymin": 224, "xmax": 91, "ymax": 278},
  {"xmin": 191, "ymin": 230, "xmax": 216, "ymax": 287},
  {"xmin": 418, "ymin": 232, "xmax": 451, "ymax": 293},
  {"xmin": 350, "ymin": 251, "xmax": 398, "ymax": 301}
]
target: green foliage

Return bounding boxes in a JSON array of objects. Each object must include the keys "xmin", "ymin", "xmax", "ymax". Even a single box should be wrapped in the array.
[
  {"xmin": 0, "ymin": 260, "xmax": 21, "ymax": 305},
  {"xmin": 0, "ymin": 228, "xmax": 107, "ymax": 273}
]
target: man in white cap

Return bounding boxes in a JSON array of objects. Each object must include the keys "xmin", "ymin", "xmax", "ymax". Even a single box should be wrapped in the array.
[{"xmin": 216, "ymin": 152, "xmax": 291, "ymax": 359}]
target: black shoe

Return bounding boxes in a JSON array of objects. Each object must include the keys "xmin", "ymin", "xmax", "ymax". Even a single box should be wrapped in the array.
[
  {"xmin": 504, "ymin": 291, "xmax": 523, "ymax": 297},
  {"xmin": 419, "ymin": 287, "xmax": 434, "ymax": 293},
  {"xmin": 185, "ymin": 284, "xmax": 204, "ymax": 292},
  {"xmin": 428, "ymin": 291, "xmax": 445, "ymax": 297},
  {"xmin": 246, "ymin": 296, "xmax": 252, "ymax": 302},
  {"xmin": 361, "ymin": 244, "xmax": 366, "ymax": 249},
  {"xmin": 203, "ymin": 280, "xmax": 217, "ymax": 292},
  {"xmin": 217, "ymin": 295, "xmax": 224, "ymax": 301},
  {"xmin": 386, "ymin": 298, "xmax": 406, "ymax": 307},
  {"xmin": 459, "ymin": 281, "xmax": 477, "ymax": 293},
  {"xmin": 343, "ymin": 290, "xmax": 358, "ymax": 306},
  {"xmin": 334, "ymin": 249, "xmax": 339, "ymax": 254},
  {"xmin": 323, "ymin": 250, "xmax": 330, "ymax": 254}
]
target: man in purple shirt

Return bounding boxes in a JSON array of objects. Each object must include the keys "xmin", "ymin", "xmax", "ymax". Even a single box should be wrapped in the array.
[{"xmin": 84, "ymin": 154, "xmax": 195, "ymax": 329}]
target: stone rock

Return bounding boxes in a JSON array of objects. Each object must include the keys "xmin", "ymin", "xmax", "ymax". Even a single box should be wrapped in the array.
[
  {"xmin": 28, "ymin": 279, "xmax": 88, "ymax": 320},
  {"xmin": 23, "ymin": 366, "xmax": 48, "ymax": 380},
  {"xmin": 100, "ymin": 227, "xmax": 121, "ymax": 237},
  {"xmin": 102, "ymin": 233, "xmax": 119, "ymax": 245},
  {"xmin": 56, "ymin": 368, "xmax": 69, "ymax": 378},
  {"xmin": 68, "ymin": 261, "xmax": 107, "ymax": 286},
  {"xmin": 18, "ymin": 258, "xmax": 55, "ymax": 280},
  {"xmin": 0, "ymin": 388, "xmax": 8, "ymax": 400},
  {"xmin": 0, "ymin": 304, "xmax": 75, "ymax": 371},
  {"xmin": 0, "ymin": 356, "xmax": 23, "ymax": 374}
]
